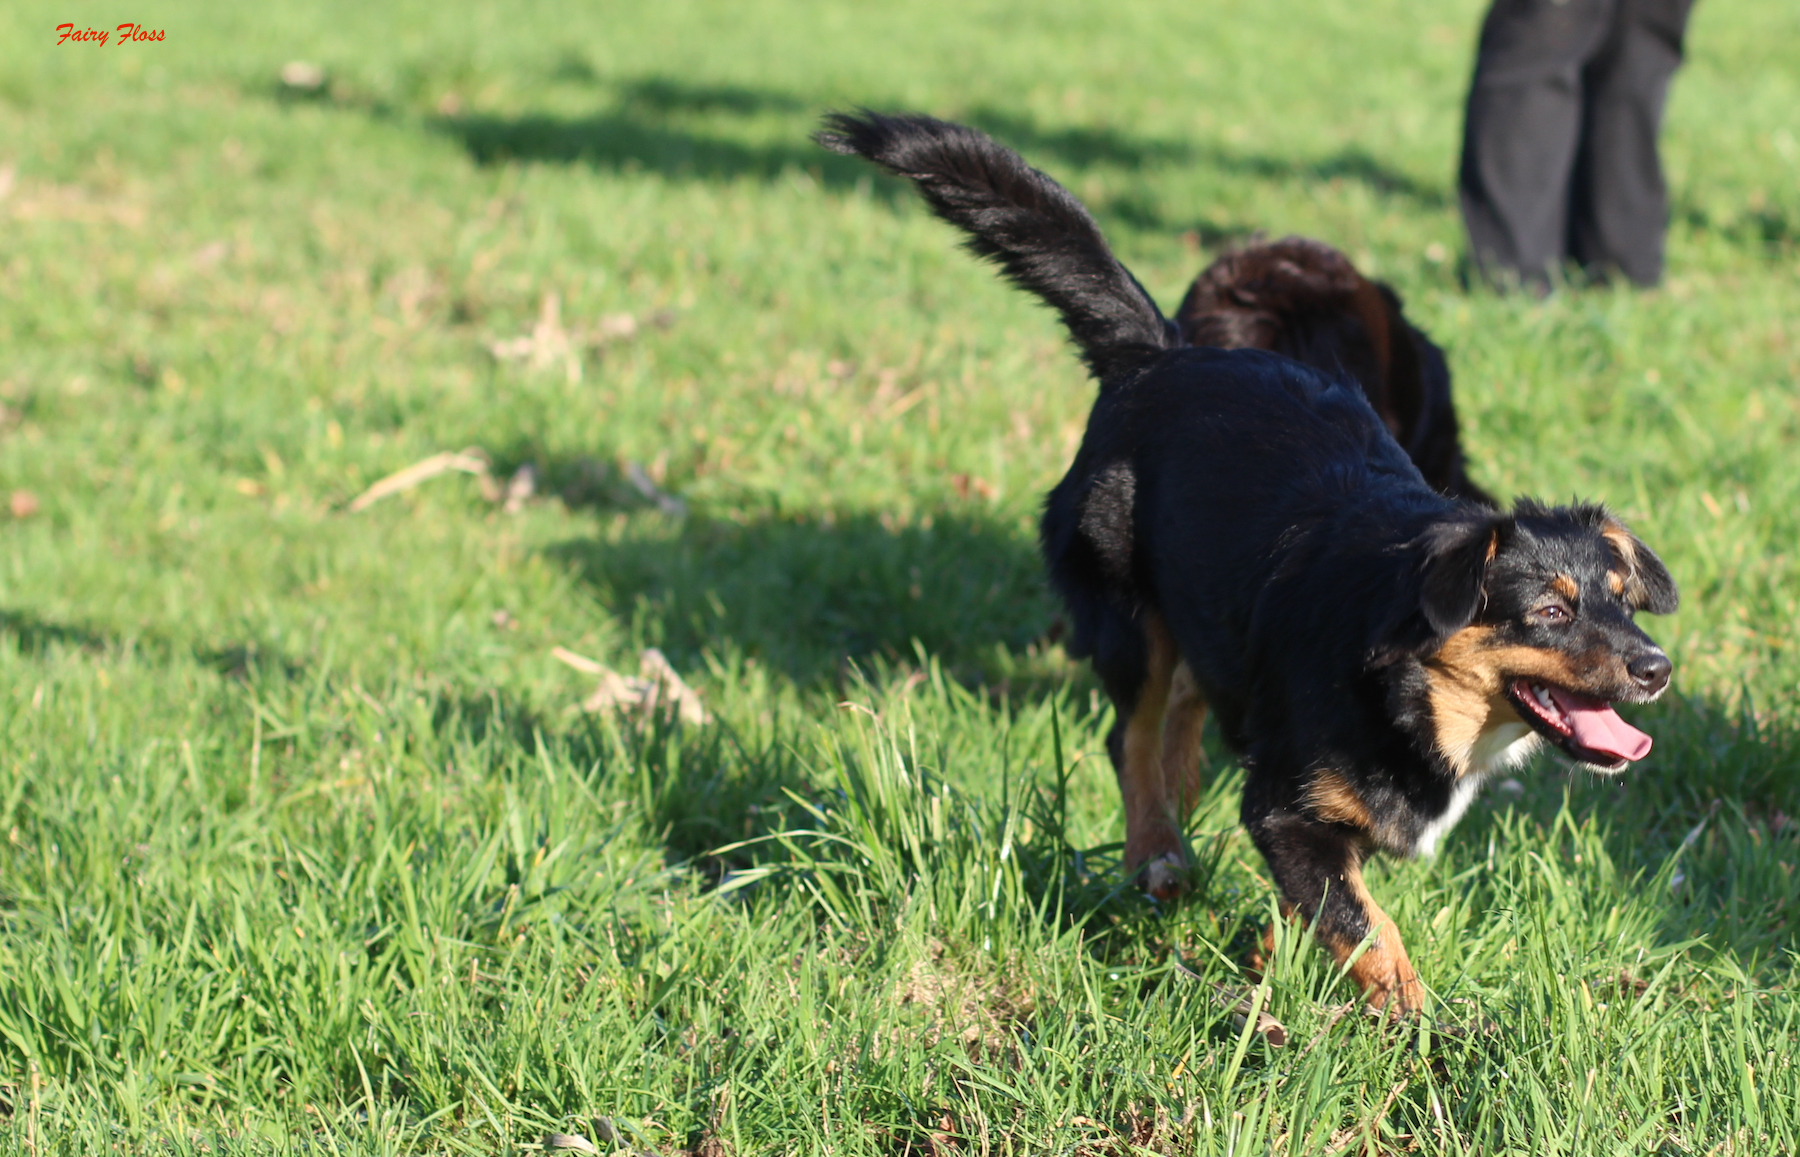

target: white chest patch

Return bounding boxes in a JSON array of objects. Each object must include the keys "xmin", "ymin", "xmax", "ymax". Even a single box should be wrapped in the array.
[
  {"xmin": 1470, "ymin": 721, "xmax": 1540, "ymax": 776},
  {"xmin": 1415, "ymin": 776, "xmax": 1482, "ymax": 859},
  {"xmin": 1414, "ymin": 725, "xmax": 1542, "ymax": 858}
]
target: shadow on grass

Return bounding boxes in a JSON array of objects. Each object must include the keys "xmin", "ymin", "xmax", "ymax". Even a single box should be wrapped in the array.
[
  {"xmin": 0, "ymin": 607, "xmax": 305, "ymax": 682},
  {"xmin": 0, "ymin": 609, "xmax": 111, "ymax": 655},
  {"xmin": 619, "ymin": 76, "xmax": 809, "ymax": 117},
  {"xmin": 543, "ymin": 509, "xmax": 1058, "ymax": 688},
  {"xmin": 417, "ymin": 74, "xmax": 1449, "ymax": 214},
  {"xmin": 1676, "ymin": 199, "xmax": 1800, "ymax": 259},
  {"xmin": 964, "ymin": 104, "xmax": 1450, "ymax": 210},
  {"xmin": 426, "ymin": 686, "xmax": 819, "ymax": 868},
  {"xmin": 436, "ymin": 108, "xmax": 885, "ymax": 190}
]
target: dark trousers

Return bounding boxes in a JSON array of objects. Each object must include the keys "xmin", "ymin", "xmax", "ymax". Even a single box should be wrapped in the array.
[{"xmin": 1459, "ymin": 0, "xmax": 1696, "ymax": 289}]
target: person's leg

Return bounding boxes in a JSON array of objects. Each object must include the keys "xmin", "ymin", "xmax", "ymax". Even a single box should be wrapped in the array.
[
  {"xmin": 1567, "ymin": 0, "xmax": 1697, "ymax": 286},
  {"xmin": 1459, "ymin": 0, "xmax": 1618, "ymax": 290}
]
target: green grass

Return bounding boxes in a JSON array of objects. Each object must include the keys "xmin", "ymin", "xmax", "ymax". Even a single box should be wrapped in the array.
[{"xmin": 2, "ymin": 0, "xmax": 1797, "ymax": 1151}]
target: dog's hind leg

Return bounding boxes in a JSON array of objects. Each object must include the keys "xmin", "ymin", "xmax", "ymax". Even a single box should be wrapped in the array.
[
  {"xmin": 1160, "ymin": 661, "xmax": 1209, "ymax": 819},
  {"xmin": 1099, "ymin": 612, "xmax": 1187, "ymax": 899},
  {"xmin": 1245, "ymin": 808, "xmax": 1423, "ymax": 1014}
]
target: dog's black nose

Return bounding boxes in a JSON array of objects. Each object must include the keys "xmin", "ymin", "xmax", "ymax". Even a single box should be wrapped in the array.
[{"xmin": 1628, "ymin": 651, "xmax": 1671, "ymax": 693}]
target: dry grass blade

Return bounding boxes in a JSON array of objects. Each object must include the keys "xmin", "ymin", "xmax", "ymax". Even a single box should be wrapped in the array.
[
  {"xmin": 347, "ymin": 449, "xmax": 490, "ymax": 512},
  {"xmin": 551, "ymin": 646, "xmax": 608, "ymax": 676},
  {"xmin": 502, "ymin": 463, "xmax": 538, "ymax": 513}
]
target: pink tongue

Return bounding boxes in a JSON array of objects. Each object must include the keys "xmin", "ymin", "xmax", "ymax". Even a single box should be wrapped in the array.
[{"xmin": 1546, "ymin": 687, "xmax": 1652, "ymax": 762}]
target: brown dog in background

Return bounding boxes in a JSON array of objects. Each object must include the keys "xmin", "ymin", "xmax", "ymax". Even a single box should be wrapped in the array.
[{"xmin": 1178, "ymin": 238, "xmax": 1493, "ymax": 505}]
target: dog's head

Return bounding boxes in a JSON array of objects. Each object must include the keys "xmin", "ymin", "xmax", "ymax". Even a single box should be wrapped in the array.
[{"xmin": 1383, "ymin": 501, "xmax": 1678, "ymax": 773}]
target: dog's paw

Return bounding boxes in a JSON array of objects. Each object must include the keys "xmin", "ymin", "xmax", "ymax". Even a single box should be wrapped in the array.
[
  {"xmin": 1139, "ymin": 852, "xmax": 1189, "ymax": 901},
  {"xmin": 1364, "ymin": 974, "xmax": 1426, "ymax": 1019}
]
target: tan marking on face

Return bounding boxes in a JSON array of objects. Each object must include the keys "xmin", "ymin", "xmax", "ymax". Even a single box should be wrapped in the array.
[
  {"xmin": 1119, "ymin": 612, "xmax": 1184, "ymax": 880},
  {"xmin": 1160, "ymin": 662, "xmax": 1209, "ymax": 820},
  {"xmin": 1317, "ymin": 861, "xmax": 1422, "ymax": 1015},
  {"xmin": 1550, "ymin": 573, "xmax": 1579, "ymax": 602},
  {"xmin": 1484, "ymin": 530, "xmax": 1500, "ymax": 564},
  {"xmin": 1423, "ymin": 625, "xmax": 1608, "ymax": 774},
  {"xmin": 1428, "ymin": 626, "xmax": 1598, "ymax": 695},
  {"xmin": 1607, "ymin": 570, "xmax": 1626, "ymax": 596},
  {"xmin": 1303, "ymin": 771, "xmax": 1373, "ymax": 830}
]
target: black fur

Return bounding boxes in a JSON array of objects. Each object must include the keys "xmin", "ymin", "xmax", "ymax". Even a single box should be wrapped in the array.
[{"xmin": 816, "ymin": 111, "xmax": 1178, "ymax": 382}]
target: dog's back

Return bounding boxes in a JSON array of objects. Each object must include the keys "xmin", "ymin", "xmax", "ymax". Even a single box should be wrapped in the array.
[{"xmin": 1045, "ymin": 344, "xmax": 1441, "ymax": 729}]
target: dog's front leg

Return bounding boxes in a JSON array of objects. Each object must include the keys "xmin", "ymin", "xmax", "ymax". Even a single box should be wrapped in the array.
[{"xmin": 1245, "ymin": 808, "xmax": 1423, "ymax": 1014}]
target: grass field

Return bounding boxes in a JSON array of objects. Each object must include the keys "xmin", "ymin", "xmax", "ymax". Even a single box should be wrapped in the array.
[{"xmin": 2, "ymin": 0, "xmax": 1798, "ymax": 1152}]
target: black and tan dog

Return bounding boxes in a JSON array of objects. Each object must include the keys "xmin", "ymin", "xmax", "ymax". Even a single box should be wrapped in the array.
[
  {"xmin": 1177, "ymin": 238, "xmax": 1491, "ymax": 504},
  {"xmin": 820, "ymin": 112, "xmax": 1677, "ymax": 1012}
]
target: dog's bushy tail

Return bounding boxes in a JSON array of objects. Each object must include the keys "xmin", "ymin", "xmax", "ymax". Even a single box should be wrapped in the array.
[{"xmin": 816, "ymin": 110, "xmax": 1175, "ymax": 384}]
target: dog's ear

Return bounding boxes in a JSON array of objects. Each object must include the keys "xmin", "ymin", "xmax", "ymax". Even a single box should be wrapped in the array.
[
  {"xmin": 1368, "ymin": 513, "xmax": 1506, "ymax": 664},
  {"xmin": 1419, "ymin": 515, "xmax": 1503, "ymax": 635},
  {"xmin": 1601, "ymin": 519, "xmax": 1679, "ymax": 614}
]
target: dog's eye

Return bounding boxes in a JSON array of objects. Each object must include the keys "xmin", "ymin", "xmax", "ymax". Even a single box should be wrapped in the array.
[{"xmin": 1533, "ymin": 604, "xmax": 1570, "ymax": 623}]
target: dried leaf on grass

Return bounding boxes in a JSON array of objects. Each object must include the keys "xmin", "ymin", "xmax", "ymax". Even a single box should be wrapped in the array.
[
  {"xmin": 1215, "ymin": 983, "xmax": 1288, "ymax": 1047},
  {"xmin": 597, "ymin": 313, "xmax": 639, "ymax": 340},
  {"xmin": 487, "ymin": 294, "xmax": 646, "ymax": 384},
  {"xmin": 279, "ymin": 61, "xmax": 326, "ymax": 91},
  {"xmin": 489, "ymin": 293, "xmax": 582, "ymax": 383},
  {"xmin": 553, "ymin": 647, "xmax": 706, "ymax": 725},
  {"xmin": 1172, "ymin": 958, "xmax": 1289, "ymax": 1047},
  {"xmin": 549, "ymin": 646, "xmax": 607, "ymax": 676}
]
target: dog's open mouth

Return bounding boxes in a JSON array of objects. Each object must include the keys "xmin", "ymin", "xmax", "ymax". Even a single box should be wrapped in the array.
[{"xmin": 1506, "ymin": 678, "xmax": 1652, "ymax": 771}]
